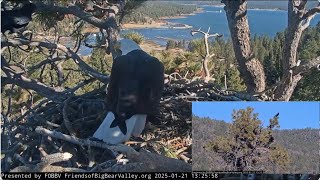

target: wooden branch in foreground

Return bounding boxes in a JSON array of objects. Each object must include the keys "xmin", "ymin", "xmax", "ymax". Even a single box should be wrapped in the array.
[
  {"xmin": 1, "ymin": 38, "xmax": 109, "ymax": 83},
  {"xmin": 34, "ymin": 127, "xmax": 139, "ymax": 157},
  {"xmin": 1, "ymin": 57, "xmax": 69, "ymax": 102},
  {"xmin": 10, "ymin": 152, "xmax": 86, "ymax": 172},
  {"xmin": 62, "ymin": 97, "xmax": 77, "ymax": 136},
  {"xmin": 104, "ymin": 149, "xmax": 192, "ymax": 172},
  {"xmin": 34, "ymin": 2, "xmax": 116, "ymax": 30}
]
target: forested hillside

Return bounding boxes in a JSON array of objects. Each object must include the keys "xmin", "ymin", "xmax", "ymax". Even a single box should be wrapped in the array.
[
  {"xmin": 192, "ymin": 115, "xmax": 319, "ymax": 173},
  {"xmin": 122, "ymin": 1, "xmax": 198, "ymax": 24}
]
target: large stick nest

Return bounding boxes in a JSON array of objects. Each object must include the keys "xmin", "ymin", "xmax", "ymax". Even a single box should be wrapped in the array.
[{"xmin": 1, "ymin": 78, "xmax": 259, "ymax": 172}]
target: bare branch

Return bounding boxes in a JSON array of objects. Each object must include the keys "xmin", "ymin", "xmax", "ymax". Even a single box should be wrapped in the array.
[
  {"xmin": 2, "ymin": 55, "xmax": 68, "ymax": 102},
  {"xmin": 191, "ymin": 28, "xmax": 222, "ymax": 38},
  {"xmin": 190, "ymin": 28, "xmax": 222, "ymax": 82},
  {"xmin": 68, "ymin": 78, "xmax": 96, "ymax": 93},
  {"xmin": 34, "ymin": 2, "xmax": 117, "ymax": 30},
  {"xmin": 209, "ymin": 53, "xmax": 216, "ymax": 58},
  {"xmin": 2, "ymin": 38, "xmax": 109, "ymax": 83},
  {"xmin": 34, "ymin": 127, "xmax": 140, "ymax": 157},
  {"xmin": 2, "ymin": 75, "xmax": 67, "ymax": 102},
  {"xmin": 14, "ymin": 99, "xmax": 50, "ymax": 123},
  {"xmin": 11, "ymin": 152, "xmax": 74, "ymax": 172},
  {"xmin": 62, "ymin": 97, "xmax": 76, "ymax": 136},
  {"xmin": 300, "ymin": 5, "xmax": 320, "ymax": 30},
  {"xmin": 190, "ymin": 27, "xmax": 202, "ymax": 36},
  {"xmin": 302, "ymin": 4, "xmax": 320, "ymax": 20},
  {"xmin": 208, "ymin": 33, "xmax": 223, "ymax": 38}
]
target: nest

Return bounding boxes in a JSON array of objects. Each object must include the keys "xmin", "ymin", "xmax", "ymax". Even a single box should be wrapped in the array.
[{"xmin": 1, "ymin": 78, "xmax": 259, "ymax": 172}]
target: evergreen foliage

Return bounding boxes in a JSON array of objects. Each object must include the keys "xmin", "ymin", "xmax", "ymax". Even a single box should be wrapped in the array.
[
  {"xmin": 121, "ymin": 1, "xmax": 197, "ymax": 24},
  {"xmin": 202, "ymin": 107, "xmax": 290, "ymax": 171},
  {"xmin": 166, "ymin": 40, "xmax": 186, "ymax": 50},
  {"xmin": 123, "ymin": 31, "xmax": 145, "ymax": 44},
  {"xmin": 166, "ymin": 40, "xmax": 177, "ymax": 50}
]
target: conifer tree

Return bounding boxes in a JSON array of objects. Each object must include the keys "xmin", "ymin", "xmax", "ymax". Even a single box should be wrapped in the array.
[{"xmin": 204, "ymin": 107, "xmax": 290, "ymax": 171}]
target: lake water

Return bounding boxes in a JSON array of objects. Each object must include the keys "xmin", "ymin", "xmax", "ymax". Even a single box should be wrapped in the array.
[
  {"xmin": 78, "ymin": 5, "xmax": 320, "ymax": 55},
  {"xmin": 121, "ymin": 5, "xmax": 320, "ymax": 46}
]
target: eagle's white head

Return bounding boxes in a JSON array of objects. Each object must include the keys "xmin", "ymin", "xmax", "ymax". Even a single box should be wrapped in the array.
[{"xmin": 115, "ymin": 38, "xmax": 142, "ymax": 56}]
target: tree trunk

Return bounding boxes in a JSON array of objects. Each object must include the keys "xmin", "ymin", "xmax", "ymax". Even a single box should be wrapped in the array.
[
  {"xmin": 222, "ymin": 0, "xmax": 266, "ymax": 93},
  {"xmin": 274, "ymin": 0, "xmax": 313, "ymax": 101}
]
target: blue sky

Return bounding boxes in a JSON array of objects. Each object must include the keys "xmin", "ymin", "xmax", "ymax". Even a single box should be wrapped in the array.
[{"xmin": 192, "ymin": 102, "xmax": 320, "ymax": 129}]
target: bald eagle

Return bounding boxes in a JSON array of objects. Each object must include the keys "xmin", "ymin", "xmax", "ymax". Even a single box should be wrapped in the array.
[
  {"xmin": 1, "ymin": 2, "xmax": 36, "ymax": 33},
  {"xmin": 93, "ymin": 39, "xmax": 164, "ymax": 144}
]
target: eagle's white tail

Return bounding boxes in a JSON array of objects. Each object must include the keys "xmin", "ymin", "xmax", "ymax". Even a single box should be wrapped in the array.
[
  {"xmin": 93, "ymin": 112, "xmax": 146, "ymax": 144},
  {"xmin": 132, "ymin": 114, "xmax": 147, "ymax": 137}
]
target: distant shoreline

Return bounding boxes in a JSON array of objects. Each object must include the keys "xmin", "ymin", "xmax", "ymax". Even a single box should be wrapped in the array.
[
  {"xmin": 121, "ymin": 21, "xmax": 168, "ymax": 29},
  {"xmin": 121, "ymin": 7, "xmax": 203, "ymax": 30},
  {"xmin": 160, "ymin": 7, "xmax": 204, "ymax": 20},
  {"xmin": 249, "ymin": 8, "xmax": 286, "ymax": 12},
  {"xmin": 207, "ymin": 4, "xmax": 287, "ymax": 11}
]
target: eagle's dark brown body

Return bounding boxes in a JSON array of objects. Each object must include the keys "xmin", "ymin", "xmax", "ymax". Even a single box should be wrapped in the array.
[{"xmin": 106, "ymin": 49, "xmax": 164, "ymax": 134}]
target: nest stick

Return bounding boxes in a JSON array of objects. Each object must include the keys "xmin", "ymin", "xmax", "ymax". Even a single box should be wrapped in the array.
[
  {"xmin": 35, "ymin": 127, "xmax": 139, "ymax": 157},
  {"xmin": 62, "ymin": 97, "xmax": 76, "ymax": 136}
]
